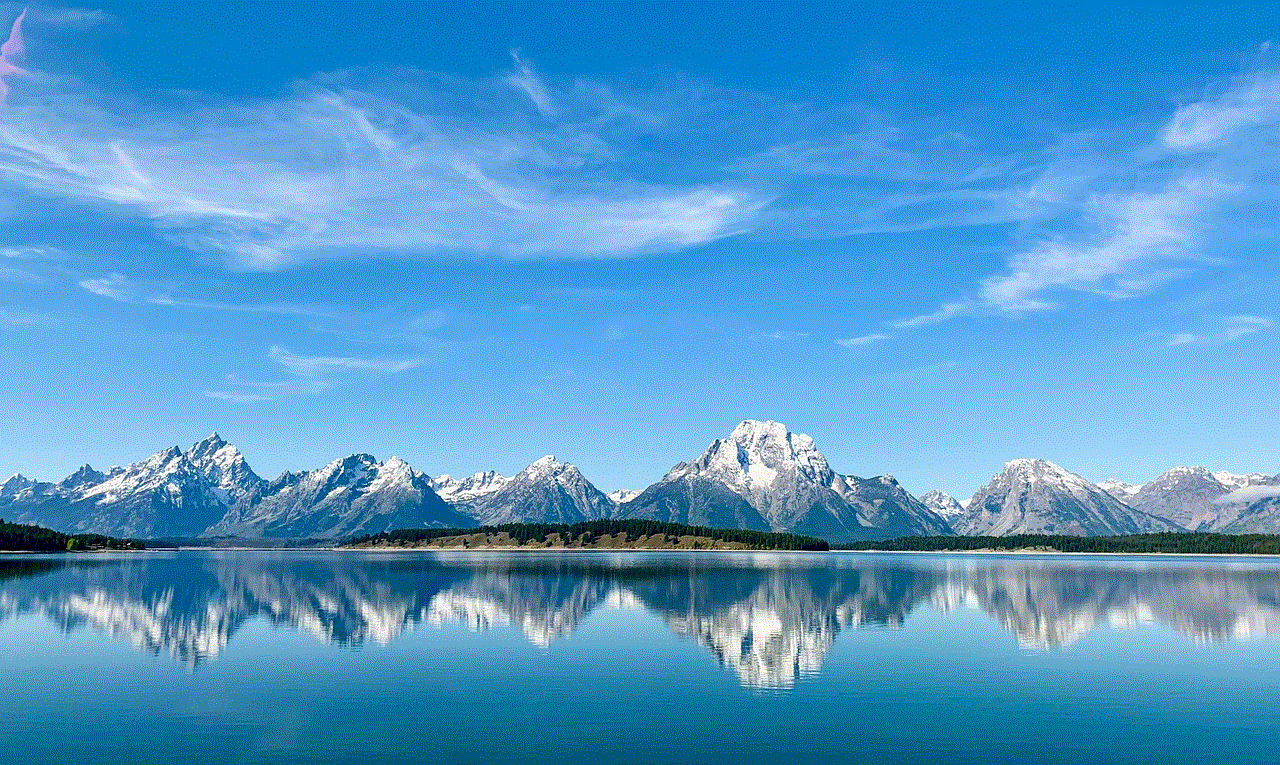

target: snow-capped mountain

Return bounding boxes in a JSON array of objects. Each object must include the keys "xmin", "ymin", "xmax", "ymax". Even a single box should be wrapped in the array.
[
  {"xmin": 449, "ymin": 456, "xmax": 614, "ymax": 525},
  {"xmin": 207, "ymin": 454, "xmax": 473, "ymax": 539},
  {"xmin": 954, "ymin": 459, "xmax": 1179, "ymax": 537},
  {"xmin": 8, "ymin": 428, "xmax": 1275, "ymax": 542},
  {"xmin": 1119, "ymin": 467, "xmax": 1278, "ymax": 531},
  {"xmin": 1126, "ymin": 466, "xmax": 1234, "ymax": 531},
  {"xmin": 1214, "ymin": 471, "xmax": 1275, "ymax": 491},
  {"xmin": 428, "ymin": 470, "xmax": 510, "ymax": 504},
  {"xmin": 10, "ymin": 438, "xmax": 238, "ymax": 538},
  {"xmin": 185, "ymin": 433, "xmax": 265, "ymax": 505},
  {"xmin": 618, "ymin": 420, "xmax": 950, "ymax": 542},
  {"xmin": 1, "ymin": 473, "xmax": 42, "ymax": 503},
  {"xmin": 1098, "ymin": 479, "xmax": 1141, "ymax": 502},
  {"xmin": 1219, "ymin": 493, "xmax": 1280, "ymax": 533},
  {"xmin": 7, "ymin": 435, "xmax": 471, "ymax": 540},
  {"xmin": 920, "ymin": 490, "xmax": 965, "ymax": 520}
]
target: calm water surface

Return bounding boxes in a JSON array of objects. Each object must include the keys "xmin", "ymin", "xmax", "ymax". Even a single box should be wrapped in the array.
[{"xmin": 2, "ymin": 550, "xmax": 1278, "ymax": 764}]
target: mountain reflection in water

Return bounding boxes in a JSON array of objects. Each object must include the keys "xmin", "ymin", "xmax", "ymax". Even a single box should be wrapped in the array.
[{"xmin": 2, "ymin": 551, "xmax": 1279, "ymax": 688}]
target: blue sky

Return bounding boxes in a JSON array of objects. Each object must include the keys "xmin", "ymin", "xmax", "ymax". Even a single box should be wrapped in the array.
[{"xmin": 0, "ymin": 2, "xmax": 1276, "ymax": 498}]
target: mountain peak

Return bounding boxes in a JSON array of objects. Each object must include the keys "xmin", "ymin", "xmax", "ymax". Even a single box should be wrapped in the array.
[
  {"xmin": 1, "ymin": 473, "xmax": 35, "ymax": 496},
  {"xmin": 57, "ymin": 464, "xmax": 106, "ymax": 490},
  {"xmin": 522, "ymin": 455, "xmax": 570, "ymax": 479},
  {"xmin": 1001, "ymin": 458, "xmax": 1082, "ymax": 484},
  {"xmin": 960, "ymin": 459, "xmax": 1175, "ymax": 537},
  {"xmin": 920, "ymin": 490, "xmax": 965, "ymax": 519}
]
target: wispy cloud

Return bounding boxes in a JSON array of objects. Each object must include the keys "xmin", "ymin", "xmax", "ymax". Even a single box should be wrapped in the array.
[
  {"xmin": 506, "ymin": 50, "xmax": 554, "ymax": 117},
  {"xmin": 757, "ymin": 330, "xmax": 810, "ymax": 341},
  {"xmin": 0, "ymin": 21, "xmax": 1122, "ymax": 271},
  {"xmin": 1166, "ymin": 315, "xmax": 1273, "ymax": 346},
  {"xmin": 77, "ymin": 271, "xmax": 331, "ymax": 317},
  {"xmin": 267, "ymin": 345, "xmax": 422, "ymax": 376},
  {"xmin": 1224, "ymin": 314, "xmax": 1273, "ymax": 340},
  {"xmin": 1, "ymin": 244, "xmax": 60, "ymax": 258},
  {"xmin": 0, "ymin": 47, "xmax": 772, "ymax": 268},
  {"xmin": 1162, "ymin": 63, "xmax": 1280, "ymax": 151},
  {"xmin": 204, "ymin": 346, "xmax": 423, "ymax": 403},
  {"xmin": 891, "ymin": 302, "xmax": 967, "ymax": 329},
  {"xmin": 0, "ymin": 7, "xmax": 29, "ymax": 103},
  {"xmin": 78, "ymin": 272, "xmax": 132, "ymax": 301},
  {"xmin": 837, "ymin": 333, "xmax": 891, "ymax": 348},
  {"xmin": 891, "ymin": 56, "xmax": 1280, "ymax": 329}
]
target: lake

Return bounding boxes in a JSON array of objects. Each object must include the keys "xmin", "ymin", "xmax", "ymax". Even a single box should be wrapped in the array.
[{"xmin": 2, "ymin": 550, "xmax": 1278, "ymax": 764}]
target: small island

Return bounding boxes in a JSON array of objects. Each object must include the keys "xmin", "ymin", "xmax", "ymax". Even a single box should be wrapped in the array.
[
  {"xmin": 1, "ymin": 519, "xmax": 145, "ymax": 552},
  {"xmin": 346, "ymin": 520, "xmax": 830, "ymax": 551}
]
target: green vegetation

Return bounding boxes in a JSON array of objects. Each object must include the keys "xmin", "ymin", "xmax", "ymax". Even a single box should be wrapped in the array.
[
  {"xmin": 347, "ymin": 519, "xmax": 830, "ymax": 551},
  {"xmin": 0, "ymin": 519, "xmax": 145, "ymax": 552},
  {"xmin": 836, "ymin": 532, "xmax": 1280, "ymax": 555}
]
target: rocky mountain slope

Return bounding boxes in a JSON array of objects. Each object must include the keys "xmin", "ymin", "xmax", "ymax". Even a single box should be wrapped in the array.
[
  {"xmin": 617, "ymin": 420, "xmax": 951, "ymax": 542},
  {"xmin": 442, "ymin": 456, "xmax": 614, "ymax": 525},
  {"xmin": 206, "ymin": 453, "xmax": 473, "ymax": 538},
  {"xmin": 920, "ymin": 490, "xmax": 966, "ymax": 521},
  {"xmin": 3, "ymin": 436, "xmax": 249, "ymax": 538},
  {"xmin": 954, "ymin": 459, "xmax": 1179, "ymax": 536}
]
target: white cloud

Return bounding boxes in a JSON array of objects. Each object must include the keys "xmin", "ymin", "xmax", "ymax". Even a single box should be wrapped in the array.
[
  {"xmin": 1, "ymin": 245, "xmax": 61, "ymax": 258},
  {"xmin": 891, "ymin": 302, "xmax": 968, "ymax": 328},
  {"xmin": 1162, "ymin": 66, "xmax": 1280, "ymax": 150},
  {"xmin": 1224, "ymin": 314, "xmax": 1272, "ymax": 340},
  {"xmin": 758, "ymin": 330, "xmax": 810, "ymax": 341},
  {"xmin": 1166, "ymin": 315, "xmax": 1272, "ymax": 346},
  {"xmin": 0, "ymin": 60, "xmax": 769, "ymax": 269},
  {"xmin": 22, "ymin": 6, "xmax": 114, "ymax": 30},
  {"xmin": 78, "ymin": 272, "xmax": 133, "ymax": 301},
  {"xmin": 837, "ymin": 333, "xmax": 891, "ymax": 348},
  {"xmin": 976, "ymin": 177, "xmax": 1217, "ymax": 315},
  {"xmin": 891, "ymin": 62, "xmax": 1280, "ymax": 329},
  {"xmin": 506, "ymin": 50, "xmax": 554, "ymax": 117},
  {"xmin": 76, "ymin": 271, "xmax": 332, "ymax": 317},
  {"xmin": 267, "ymin": 345, "xmax": 422, "ymax": 376},
  {"xmin": 204, "ymin": 346, "xmax": 422, "ymax": 403},
  {"xmin": 1214, "ymin": 485, "xmax": 1280, "ymax": 505},
  {"xmin": 201, "ymin": 390, "xmax": 273, "ymax": 404}
]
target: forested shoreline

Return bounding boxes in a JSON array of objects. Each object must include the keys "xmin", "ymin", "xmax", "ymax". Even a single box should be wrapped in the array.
[
  {"xmin": 836, "ymin": 532, "xmax": 1280, "ymax": 555},
  {"xmin": 346, "ymin": 519, "xmax": 831, "ymax": 551},
  {"xmin": 0, "ymin": 519, "xmax": 145, "ymax": 552}
]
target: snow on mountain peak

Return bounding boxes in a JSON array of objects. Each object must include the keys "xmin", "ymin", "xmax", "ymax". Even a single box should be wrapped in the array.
[
  {"xmin": 1098, "ymin": 479, "xmax": 1141, "ymax": 500},
  {"xmin": 1000, "ymin": 458, "xmax": 1086, "ymax": 487},
  {"xmin": 429, "ymin": 470, "xmax": 509, "ymax": 502},
  {"xmin": 608, "ymin": 489, "xmax": 639, "ymax": 504},
  {"xmin": 1213, "ymin": 470, "xmax": 1273, "ymax": 490},
  {"xmin": 1, "ymin": 473, "xmax": 35, "ymax": 497},
  {"xmin": 691, "ymin": 420, "xmax": 832, "ymax": 493},
  {"xmin": 920, "ymin": 490, "xmax": 965, "ymax": 519}
]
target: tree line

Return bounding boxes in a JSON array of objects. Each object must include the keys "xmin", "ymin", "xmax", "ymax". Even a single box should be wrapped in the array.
[
  {"xmin": 347, "ymin": 519, "xmax": 830, "ymax": 551},
  {"xmin": 0, "ymin": 519, "xmax": 145, "ymax": 552},
  {"xmin": 835, "ymin": 532, "xmax": 1280, "ymax": 555}
]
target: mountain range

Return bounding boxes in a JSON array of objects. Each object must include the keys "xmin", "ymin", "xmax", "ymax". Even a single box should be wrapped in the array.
[{"xmin": 1, "ymin": 422, "xmax": 1276, "ymax": 541}]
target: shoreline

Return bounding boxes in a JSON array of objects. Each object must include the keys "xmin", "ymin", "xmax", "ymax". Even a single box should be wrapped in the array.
[
  {"xmin": 7, "ymin": 546, "xmax": 1280, "ymax": 559},
  {"xmin": 341, "ymin": 545, "xmax": 1280, "ymax": 558}
]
